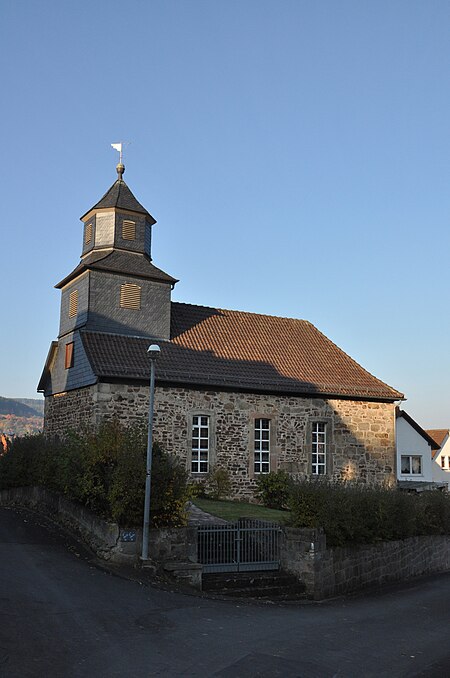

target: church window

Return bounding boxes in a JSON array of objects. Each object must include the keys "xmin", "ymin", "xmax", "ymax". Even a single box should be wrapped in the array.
[
  {"xmin": 68, "ymin": 290, "xmax": 78, "ymax": 318},
  {"xmin": 122, "ymin": 220, "xmax": 136, "ymax": 240},
  {"xmin": 84, "ymin": 222, "xmax": 93, "ymax": 244},
  {"xmin": 191, "ymin": 415, "xmax": 209, "ymax": 473},
  {"xmin": 65, "ymin": 342, "xmax": 74, "ymax": 369},
  {"xmin": 311, "ymin": 422, "xmax": 327, "ymax": 475},
  {"xmin": 254, "ymin": 418, "xmax": 270, "ymax": 474},
  {"xmin": 120, "ymin": 283, "xmax": 141, "ymax": 309}
]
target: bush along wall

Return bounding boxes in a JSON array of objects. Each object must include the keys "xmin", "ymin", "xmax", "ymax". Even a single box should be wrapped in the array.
[
  {"xmin": 0, "ymin": 421, "xmax": 191, "ymax": 528},
  {"xmin": 258, "ymin": 471, "xmax": 450, "ymax": 547}
]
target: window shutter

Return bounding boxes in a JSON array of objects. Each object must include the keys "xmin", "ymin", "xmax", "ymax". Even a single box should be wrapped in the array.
[
  {"xmin": 120, "ymin": 283, "xmax": 141, "ymax": 309},
  {"xmin": 65, "ymin": 342, "xmax": 74, "ymax": 369},
  {"xmin": 122, "ymin": 220, "xmax": 136, "ymax": 240},
  {"xmin": 68, "ymin": 290, "xmax": 78, "ymax": 318},
  {"xmin": 85, "ymin": 222, "xmax": 93, "ymax": 244}
]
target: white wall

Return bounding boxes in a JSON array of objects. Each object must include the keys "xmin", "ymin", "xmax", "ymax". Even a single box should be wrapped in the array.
[
  {"xmin": 396, "ymin": 416, "xmax": 433, "ymax": 482},
  {"xmin": 431, "ymin": 434, "xmax": 450, "ymax": 489}
]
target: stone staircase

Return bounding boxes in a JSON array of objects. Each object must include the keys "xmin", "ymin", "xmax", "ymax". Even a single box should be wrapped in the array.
[{"xmin": 202, "ymin": 571, "xmax": 306, "ymax": 600}]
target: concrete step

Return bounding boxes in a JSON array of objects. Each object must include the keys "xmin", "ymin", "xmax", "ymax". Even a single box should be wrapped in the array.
[{"xmin": 202, "ymin": 571, "xmax": 306, "ymax": 599}]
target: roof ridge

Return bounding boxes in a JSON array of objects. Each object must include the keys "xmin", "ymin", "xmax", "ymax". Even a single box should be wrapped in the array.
[{"xmin": 171, "ymin": 300, "xmax": 308, "ymax": 323}]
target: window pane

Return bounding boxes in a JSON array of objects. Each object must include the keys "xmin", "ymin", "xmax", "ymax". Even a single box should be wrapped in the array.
[
  {"xmin": 401, "ymin": 456, "xmax": 411, "ymax": 474},
  {"xmin": 412, "ymin": 456, "xmax": 422, "ymax": 474}
]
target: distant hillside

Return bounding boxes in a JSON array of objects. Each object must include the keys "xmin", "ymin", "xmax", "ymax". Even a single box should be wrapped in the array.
[
  {"xmin": 0, "ymin": 397, "xmax": 43, "ymax": 418},
  {"xmin": 14, "ymin": 398, "xmax": 44, "ymax": 416},
  {"xmin": 0, "ymin": 397, "xmax": 44, "ymax": 436}
]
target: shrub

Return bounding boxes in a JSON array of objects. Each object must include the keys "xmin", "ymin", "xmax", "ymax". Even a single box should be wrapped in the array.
[
  {"xmin": 255, "ymin": 470, "xmax": 293, "ymax": 509},
  {"xmin": 202, "ymin": 466, "xmax": 232, "ymax": 500},
  {"xmin": 287, "ymin": 480, "xmax": 450, "ymax": 547},
  {"xmin": 0, "ymin": 422, "xmax": 191, "ymax": 528}
]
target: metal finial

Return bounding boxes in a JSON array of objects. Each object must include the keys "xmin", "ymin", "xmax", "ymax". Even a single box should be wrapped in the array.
[{"xmin": 116, "ymin": 163, "xmax": 125, "ymax": 180}]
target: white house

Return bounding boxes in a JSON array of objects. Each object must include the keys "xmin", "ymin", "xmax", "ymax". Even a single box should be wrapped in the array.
[
  {"xmin": 395, "ymin": 409, "xmax": 441, "ymax": 490},
  {"xmin": 427, "ymin": 429, "xmax": 450, "ymax": 490}
]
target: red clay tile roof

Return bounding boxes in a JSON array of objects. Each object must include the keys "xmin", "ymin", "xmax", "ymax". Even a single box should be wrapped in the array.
[
  {"xmin": 80, "ymin": 302, "xmax": 403, "ymax": 401},
  {"xmin": 426, "ymin": 429, "xmax": 449, "ymax": 448}
]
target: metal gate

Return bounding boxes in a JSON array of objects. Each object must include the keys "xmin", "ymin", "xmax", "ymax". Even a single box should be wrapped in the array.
[{"xmin": 197, "ymin": 519, "xmax": 282, "ymax": 573}]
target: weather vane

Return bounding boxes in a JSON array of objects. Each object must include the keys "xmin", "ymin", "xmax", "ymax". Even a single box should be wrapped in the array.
[{"xmin": 111, "ymin": 142, "xmax": 130, "ymax": 179}]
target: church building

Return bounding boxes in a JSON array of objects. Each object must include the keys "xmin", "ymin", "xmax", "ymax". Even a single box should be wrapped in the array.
[{"xmin": 38, "ymin": 160, "xmax": 403, "ymax": 499}]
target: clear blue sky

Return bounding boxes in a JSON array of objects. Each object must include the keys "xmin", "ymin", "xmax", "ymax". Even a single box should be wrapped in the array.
[{"xmin": 1, "ymin": 1, "xmax": 449, "ymax": 428}]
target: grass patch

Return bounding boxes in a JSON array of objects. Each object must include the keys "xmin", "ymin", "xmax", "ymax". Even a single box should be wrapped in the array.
[{"xmin": 193, "ymin": 498, "xmax": 290, "ymax": 523}]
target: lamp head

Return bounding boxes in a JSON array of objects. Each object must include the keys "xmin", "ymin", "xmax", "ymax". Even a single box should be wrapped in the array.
[{"xmin": 147, "ymin": 344, "xmax": 161, "ymax": 358}]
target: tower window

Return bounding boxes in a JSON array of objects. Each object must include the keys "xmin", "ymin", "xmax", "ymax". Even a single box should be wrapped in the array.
[
  {"xmin": 84, "ymin": 222, "xmax": 93, "ymax": 244},
  {"xmin": 120, "ymin": 283, "xmax": 141, "ymax": 309},
  {"xmin": 65, "ymin": 342, "xmax": 74, "ymax": 369},
  {"xmin": 122, "ymin": 220, "xmax": 136, "ymax": 240},
  {"xmin": 68, "ymin": 290, "xmax": 78, "ymax": 318}
]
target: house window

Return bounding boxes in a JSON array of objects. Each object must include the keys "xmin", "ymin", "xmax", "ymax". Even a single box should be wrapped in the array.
[
  {"xmin": 84, "ymin": 222, "xmax": 93, "ymax": 244},
  {"xmin": 68, "ymin": 290, "xmax": 78, "ymax": 318},
  {"xmin": 65, "ymin": 342, "xmax": 74, "ymax": 369},
  {"xmin": 312, "ymin": 422, "xmax": 327, "ymax": 475},
  {"xmin": 122, "ymin": 220, "xmax": 136, "ymax": 240},
  {"xmin": 120, "ymin": 283, "xmax": 141, "ymax": 309},
  {"xmin": 254, "ymin": 418, "xmax": 270, "ymax": 474},
  {"xmin": 191, "ymin": 415, "xmax": 209, "ymax": 473},
  {"xmin": 441, "ymin": 456, "xmax": 446, "ymax": 469},
  {"xmin": 401, "ymin": 455, "xmax": 422, "ymax": 475}
]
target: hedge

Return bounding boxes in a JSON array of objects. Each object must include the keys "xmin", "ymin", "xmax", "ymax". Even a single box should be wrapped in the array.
[{"xmin": 257, "ymin": 471, "xmax": 450, "ymax": 547}]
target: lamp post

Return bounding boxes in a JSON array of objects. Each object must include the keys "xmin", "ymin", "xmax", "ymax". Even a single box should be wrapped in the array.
[{"xmin": 141, "ymin": 343, "xmax": 160, "ymax": 561}]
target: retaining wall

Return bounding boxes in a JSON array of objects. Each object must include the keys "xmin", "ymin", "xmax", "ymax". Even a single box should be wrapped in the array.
[
  {"xmin": 281, "ymin": 527, "xmax": 450, "ymax": 599},
  {"xmin": 0, "ymin": 487, "xmax": 137, "ymax": 564}
]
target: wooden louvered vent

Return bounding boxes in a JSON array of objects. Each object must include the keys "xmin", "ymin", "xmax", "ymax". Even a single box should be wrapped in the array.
[
  {"xmin": 68, "ymin": 289, "xmax": 78, "ymax": 318},
  {"xmin": 85, "ymin": 222, "xmax": 93, "ymax": 244},
  {"xmin": 122, "ymin": 220, "xmax": 136, "ymax": 240},
  {"xmin": 120, "ymin": 283, "xmax": 141, "ymax": 309}
]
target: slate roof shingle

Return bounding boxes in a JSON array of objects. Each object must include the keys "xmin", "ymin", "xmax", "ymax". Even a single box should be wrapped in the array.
[
  {"xmin": 55, "ymin": 250, "xmax": 177, "ymax": 289},
  {"xmin": 80, "ymin": 302, "xmax": 404, "ymax": 401},
  {"xmin": 81, "ymin": 179, "xmax": 155, "ymax": 220}
]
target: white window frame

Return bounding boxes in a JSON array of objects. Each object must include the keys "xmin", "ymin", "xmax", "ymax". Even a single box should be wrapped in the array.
[
  {"xmin": 401, "ymin": 454, "xmax": 422, "ymax": 476},
  {"xmin": 254, "ymin": 418, "xmax": 270, "ymax": 474},
  {"xmin": 312, "ymin": 422, "xmax": 327, "ymax": 475},
  {"xmin": 191, "ymin": 415, "xmax": 210, "ymax": 474}
]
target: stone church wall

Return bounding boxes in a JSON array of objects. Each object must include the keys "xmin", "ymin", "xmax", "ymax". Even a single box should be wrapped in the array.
[{"xmin": 44, "ymin": 382, "xmax": 397, "ymax": 500}]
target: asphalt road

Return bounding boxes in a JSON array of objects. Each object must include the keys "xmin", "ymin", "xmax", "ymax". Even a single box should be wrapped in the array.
[{"xmin": 0, "ymin": 506, "xmax": 449, "ymax": 678}]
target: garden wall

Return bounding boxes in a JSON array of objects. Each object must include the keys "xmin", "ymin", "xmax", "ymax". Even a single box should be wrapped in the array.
[
  {"xmin": 0, "ymin": 487, "xmax": 197, "ymax": 571},
  {"xmin": 0, "ymin": 486, "xmax": 136, "ymax": 564},
  {"xmin": 281, "ymin": 527, "xmax": 450, "ymax": 599}
]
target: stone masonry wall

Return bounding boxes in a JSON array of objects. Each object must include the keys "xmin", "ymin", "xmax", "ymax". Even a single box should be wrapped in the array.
[
  {"xmin": 44, "ymin": 385, "xmax": 97, "ymax": 436},
  {"xmin": 90, "ymin": 382, "xmax": 396, "ymax": 500},
  {"xmin": 281, "ymin": 528, "xmax": 450, "ymax": 599}
]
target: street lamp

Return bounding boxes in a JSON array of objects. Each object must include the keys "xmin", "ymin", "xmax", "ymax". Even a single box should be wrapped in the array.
[{"xmin": 141, "ymin": 343, "xmax": 160, "ymax": 562}]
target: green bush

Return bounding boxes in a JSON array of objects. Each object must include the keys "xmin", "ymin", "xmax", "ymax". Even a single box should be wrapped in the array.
[
  {"xmin": 202, "ymin": 466, "xmax": 232, "ymax": 500},
  {"xmin": 0, "ymin": 422, "xmax": 191, "ymax": 528},
  {"xmin": 287, "ymin": 480, "xmax": 450, "ymax": 547},
  {"xmin": 255, "ymin": 470, "xmax": 293, "ymax": 509}
]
